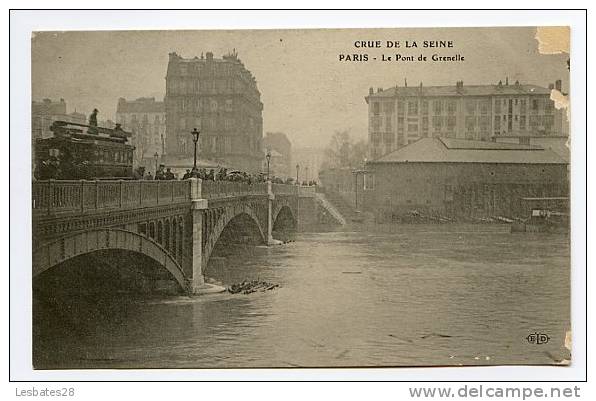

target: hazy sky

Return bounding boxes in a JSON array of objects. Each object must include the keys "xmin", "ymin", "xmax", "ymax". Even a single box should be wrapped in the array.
[{"xmin": 31, "ymin": 27, "xmax": 568, "ymax": 148}]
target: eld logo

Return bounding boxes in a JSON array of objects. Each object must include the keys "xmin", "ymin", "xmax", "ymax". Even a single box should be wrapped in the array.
[{"xmin": 527, "ymin": 332, "xmax": 550, "ymax": 345}]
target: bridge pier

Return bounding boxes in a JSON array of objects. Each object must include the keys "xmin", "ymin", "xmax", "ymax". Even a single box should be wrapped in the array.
[
  {"xmin": 186, "ymin": 178, "xmax": 227, "ymax": 295},
  {"xmin": 266, "ymin": 181, "xmax": 282, "ymax": 246}
]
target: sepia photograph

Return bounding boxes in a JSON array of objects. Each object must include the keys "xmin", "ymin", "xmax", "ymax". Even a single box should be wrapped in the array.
[{"xmin": 26, "ymin": 24, "xmax": 574, "ymax": 371}]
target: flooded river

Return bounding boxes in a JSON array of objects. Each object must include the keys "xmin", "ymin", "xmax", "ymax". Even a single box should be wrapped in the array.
[{"xmin": 33, "ymin": 224, "xmax": 570, "ymax": 369}]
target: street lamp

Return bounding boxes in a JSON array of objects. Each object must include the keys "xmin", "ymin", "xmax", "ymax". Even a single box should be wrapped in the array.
[
  {"xmin": 154, "ymin": 152, "xmax": 159, "ymax": 174},
  {"xmin": 295, "ymin": 163, "xmax": 300, "ymax": 185},
  {"xmin": 265, "ymin": 149, "xmax": 271, "ymax": 181},
  {"xmin": 191, "ymin": 128, "xmax": 201, "ymax": 169}
]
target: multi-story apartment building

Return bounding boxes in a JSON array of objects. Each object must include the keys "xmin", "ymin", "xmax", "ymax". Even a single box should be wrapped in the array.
[
  {"xmin": 164, "ymin": 51, "xmax": 264, "ymax": 172},
  {"xmin": 32, "ymin": 98, "xmax": 87, "ymax": 139},
  {"xmin": 116, "ymin": 97, "xmax": 166, "ymax": 167},
  {"xmin": 365, "ymin": 79, "xmax": 569, "ymax": 160}
]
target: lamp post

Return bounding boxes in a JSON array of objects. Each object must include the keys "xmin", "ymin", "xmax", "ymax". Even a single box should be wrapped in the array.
[
  {"xmin": 154, "ymin": 152, "xmax": 159, "ymax": 174},
  {"xmin": 191, "ymin": 128, "xmax": 201, "ymax": 169},
  {"xmin": 305, "ymin": 166, "xmax": 309, "ymax": 184},
  {"xmin": 265, "ymin": 149, "xmax": 271, "ymax": 181},
  {"xmin": 295, "ymin": 163, "xmax": 300, "ymax": 185}
]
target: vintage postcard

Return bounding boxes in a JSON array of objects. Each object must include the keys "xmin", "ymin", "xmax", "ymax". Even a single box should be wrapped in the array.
[{"xmin": 30, "ymin": 26, "xmax": 571, "ymax": 369}]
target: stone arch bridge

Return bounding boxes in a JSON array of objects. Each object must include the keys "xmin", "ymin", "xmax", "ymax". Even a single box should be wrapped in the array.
[{"xmin": 32, "ymin": 179, "xmax": 320, "ymax": 294}]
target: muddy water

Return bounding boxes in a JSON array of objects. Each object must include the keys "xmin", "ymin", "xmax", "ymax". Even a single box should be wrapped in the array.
[{"xmin": 33, "ymin": 224, "xmax": 570, "ymax": 368}]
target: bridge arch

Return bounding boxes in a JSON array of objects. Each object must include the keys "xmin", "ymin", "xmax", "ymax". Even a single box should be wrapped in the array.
[
  {"xmin": 202, "ymin": 204, "xmax": 267, "ymax": 266},
  {"xmin": 32, "ymin": 228, "xmax": 187, "ymax": 291},
  {"xmin": 272, "ymin": 201, "xmax": 297, "ymax": 231}
]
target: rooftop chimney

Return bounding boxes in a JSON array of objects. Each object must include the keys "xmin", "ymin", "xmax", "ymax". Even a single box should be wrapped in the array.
[
  {"xmin": 377, "ymin": 87, "xmax": 383, "ymax": 93},
  {"xmin": 505, "ymin": 77, "xmax": 509, "ymax": 86},
  {"xmin": 548, "ymin": 83, "xmax": 554, "ymax": 90},
  {"xmin": 206, "ymin": 51, "xmax": 214, "ymax": 61},
  {"xmin": 369, "ymin": 87, "xmax": 374, "ymax": 95},
  {"xmin": 555, "ymin": 79, "xmax": 562, "ymax": 91},
  {"xmin": 404, "ymin": 78, "xmax": 408, "ymax": 87}
]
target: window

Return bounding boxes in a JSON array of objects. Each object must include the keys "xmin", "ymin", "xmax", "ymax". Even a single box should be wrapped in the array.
[
  {"xmin": 372, "ymin": 102, "xmax": 380, "ymax": 115},
  {"xmin": 371, "ymin": 116, "xmax": 381, "ymax": 131},
  {"xmin": 544, "ymin": 100, "xmax": 554, "ymax": 114},
  {"xmin": 433, "ymin": 100, "xmax": 442, "ymax": 115},
  {"xmin": 465, "ymin": 100, "xmax": 476, "ymax": 114},
  {"xmin": 364, "ymin": 174, "xmax": 375, "ymax": 190},
  {"xmin": 421, "ymin": 101, "xmax": 429, "ymax": 115},
  {"xmin": 494, "ymin": 99, "xmax": 501, "ymax": 114},
  {"xmin": 447, "ymin": 101, "xmax": 457, "ymax": 115},
  {"xmin": 432, "ymin": 115, "xmax": 442, "ymax": 131},
  {"xmin": 544, "ymin": 115, "xmax": 554, "ymax": 130},
  {"xmin": 465, "ymin": 116, "xmax": 476, "ymax": 132},
  {"xmin": 520, "ymin": 99, "xmax": 527, "ymax": 113},
  {"xmin": 532, "ymin": 99, "xmax": 539, "ymax": 111},
  {"xmin": 397, "ymin": 101, "xmax": 405, "ymax": 115},
  {"xmin": 210, "ymin": 99, "xmax": 218, "ymax": 112},
  {"xmin": 520, "ymin": 115, "xmax": 526, "ymax": 130},
  {"xmin": 520, "ymin": 137, "xmax": 531, "ymax": 145},
  {"xmin": 447, "ymin": 116, "xmax": 456, "ymax": 131},
  {"xmin": 408, "ymin": 123, "xmax": 418, "ymax": 132},
  {"xmin": 479, "ymin": 116, "xmax": 489, "ymax": 132},
  {"xmin": 397, "ymin": 117, "xmax": 404, "ymax": 132},
  {"xmin": 408, "ymin": 101, "xmax": 418, "ymax": 115},
  {"xmin": 225, "ymin": 99, "xmax": 233, "ymax": 111},
  {"xmin": 479, "ymin": 100, "xmax": 489, "ymax": 115},
  {"xmin": 494, "ymin": 115, "xmax": 501, "ymax": 130},
  {"xmin": 383, "ymin": 102, "xmax": 393, "ymax": 114}
]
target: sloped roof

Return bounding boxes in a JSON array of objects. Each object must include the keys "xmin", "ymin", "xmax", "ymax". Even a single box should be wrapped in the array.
[
  {"xmin": 367, "ymin": 84, "xmax": 551, "ymax": 99},
  {"xmin": 371, "ymin": 137, "xmax": 567, "ymax": 165}
]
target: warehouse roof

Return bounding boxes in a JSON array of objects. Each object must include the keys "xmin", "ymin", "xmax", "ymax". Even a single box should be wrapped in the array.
[{"xmin": 371, "ymin": 137, "xmax": 568, "ymax": 165}]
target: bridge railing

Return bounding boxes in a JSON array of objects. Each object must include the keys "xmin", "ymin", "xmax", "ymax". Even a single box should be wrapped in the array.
[
  {"xmin": 271, "ymin": 183, "xmax": 297, "ymax": 196},
  {"xmin": 32, "ymin": 179, "xmax": 304, "ymax": 215},
  {"xmin": 32, "ymin": 180, "xmax": 192, "ymax": 215},
  {"xmin": 297, "ymin": 185, "xmax": 316, "ymax": 197},
  {"xmin": 200, "ymin": 180, "xmax": 268, "ymax": 200}
]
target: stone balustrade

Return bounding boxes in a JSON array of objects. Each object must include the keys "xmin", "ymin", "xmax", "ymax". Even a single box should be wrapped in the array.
[{"xmin": 32, "ymin": 179, "xmax": 301, "ymax": 216}]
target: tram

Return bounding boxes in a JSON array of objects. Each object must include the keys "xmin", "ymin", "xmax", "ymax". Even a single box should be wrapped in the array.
[{"xmin": 34, "ymin": 120, "xmax": 135, "ymax": 180}]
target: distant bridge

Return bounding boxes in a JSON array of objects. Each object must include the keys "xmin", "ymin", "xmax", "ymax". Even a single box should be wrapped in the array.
[{"xmin": 32, "ymin": 179, "xmax": 322, "ymax": 294}]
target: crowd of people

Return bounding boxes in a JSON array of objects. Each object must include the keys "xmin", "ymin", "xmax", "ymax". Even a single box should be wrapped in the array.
[{"xmin": 132, "ymin": 165, "xmax": 318, "ymax": 186}]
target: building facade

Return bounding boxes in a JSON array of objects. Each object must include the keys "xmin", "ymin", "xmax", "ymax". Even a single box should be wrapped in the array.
[
  {"xmin": 116, "ymin": 97, "xmax": 166, "ymax": 168},
  {"xmin": 32, "ymin": 98, "xmax": 87, "ymax": 140},
  {"xmin": 263, "ymin": 132, "xmax": 292, "ymax": 177},
  {"xmin": 361, "ymin": 137, "xmax": 568, "ymax": 221},
  {"xmin": 365, "ymin": 79, "xmax": 569, "ymax": 160},
  {"xmin": 165, "ymin": 51, "xmax": 264, "ymax": 172}
]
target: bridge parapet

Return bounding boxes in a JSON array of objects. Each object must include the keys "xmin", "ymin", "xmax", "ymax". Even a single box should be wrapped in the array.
[
  {"xmin": 271, "ymin": 183, "xmax": 298, "ymax": 196},
  {"xmin": 297, "ymin": 185, "xmax": 316, "ymax": 198},
  {"xmin": 32, "ymin": 179, "xmax": 192, "ymax": 216},
  {"xmin": 200, "ymin": 180, "xmax": 269, "ymax": 200}
]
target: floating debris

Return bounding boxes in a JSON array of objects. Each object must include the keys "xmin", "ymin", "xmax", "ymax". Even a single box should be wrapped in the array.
[{"xmin": 228, "ymin": 280, "xmax": 279, "ymax": 295}]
